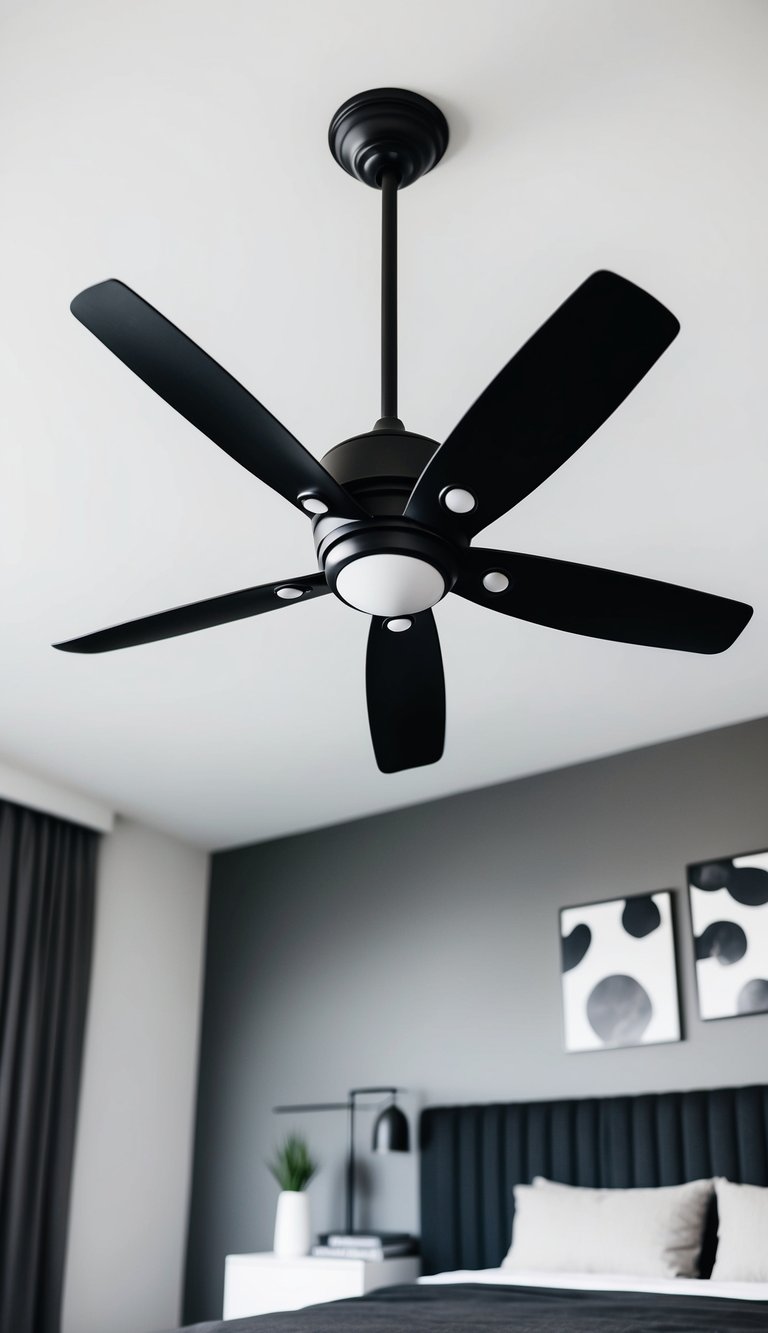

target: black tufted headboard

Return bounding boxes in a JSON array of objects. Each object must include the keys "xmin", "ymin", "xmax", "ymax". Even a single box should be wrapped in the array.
[{"xmin": 419, "ymin": 1083, "xmax": 768, "ymax": 1276}]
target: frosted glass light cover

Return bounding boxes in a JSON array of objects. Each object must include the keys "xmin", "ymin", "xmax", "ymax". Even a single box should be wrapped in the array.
[{"xmin": 336, "ymin": 554, "xmax": 445, "ymax": 616}]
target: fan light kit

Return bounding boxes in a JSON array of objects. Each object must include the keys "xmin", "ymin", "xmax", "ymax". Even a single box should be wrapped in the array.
[{"xmin": 57, "ymin": 88, "xmax": 753, "ymax": 773}]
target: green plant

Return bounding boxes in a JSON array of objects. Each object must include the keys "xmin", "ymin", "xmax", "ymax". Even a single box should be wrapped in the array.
[{"xmin": 268, "ymin": 1134, "xmax": 318, "ymax": 1192}]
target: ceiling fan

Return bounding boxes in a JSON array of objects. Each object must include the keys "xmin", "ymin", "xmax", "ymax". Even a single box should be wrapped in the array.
[{"xmin": 57, "ymin": 88, "xmax": 752, "ymax": 774}]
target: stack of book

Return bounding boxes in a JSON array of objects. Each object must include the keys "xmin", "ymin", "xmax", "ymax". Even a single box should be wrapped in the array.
[{"xmin": 311, "ymin": 1231, "xmax": 416, "ymax": 1261}]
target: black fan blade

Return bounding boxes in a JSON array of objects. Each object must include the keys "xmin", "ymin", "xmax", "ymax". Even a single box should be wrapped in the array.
[
  {"xmin": 405, "ymin": 271, "xmax": 680, "ymax": 540},
  {"xmin": 366, "ymin": 612, "xmax": 446, "ymax": 773},
  {"xmin": 454, "ymin": 548, "xmax": 752, "ymax": 654},
  {"xmin": 54, "ymin": 573, "xmax": 329, "ymax": 653},
  {"xmin": 70, "ymin": 281, "xmax": 368, "ymax": 522}
]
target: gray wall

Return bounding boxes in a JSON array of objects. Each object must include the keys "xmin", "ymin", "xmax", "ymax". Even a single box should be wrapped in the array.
[{"xmin": 185, "ymin": 717, "xmax": 768, "ymax": 1322}]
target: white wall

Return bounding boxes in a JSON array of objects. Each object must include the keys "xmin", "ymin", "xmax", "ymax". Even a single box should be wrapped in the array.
[
  {"xmin": 62, "ymin": 818, "xmax": 208, "ymax": 1333},
  {"xmin": 0, "ymin": 752, "xmax": 113, "ymax": 832}
]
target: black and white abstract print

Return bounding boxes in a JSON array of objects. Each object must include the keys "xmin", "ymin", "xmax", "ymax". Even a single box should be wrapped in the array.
[
  {"xmin": 689, "ymin": 849, "xmax": 768, "ymax": 1021},
  {"xmin": 560, "ymin": 892, "xmax": 681, "ymax": 1052}
]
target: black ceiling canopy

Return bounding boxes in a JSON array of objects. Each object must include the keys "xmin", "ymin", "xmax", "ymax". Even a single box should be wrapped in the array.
[{"xmin": 57, "ymin": 88, "xmax": 752, "ymax": 773}]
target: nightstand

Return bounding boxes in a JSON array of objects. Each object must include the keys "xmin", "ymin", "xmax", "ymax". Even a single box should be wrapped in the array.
[{"xmin": 222, "ymin": 1251, "xmax": 421, "ymax": 1318}]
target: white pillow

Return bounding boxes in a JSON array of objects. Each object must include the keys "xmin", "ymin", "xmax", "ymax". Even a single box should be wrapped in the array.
[
  {"xmin": 502, "ymin": 1176, "xmax": 713, "ymax": 1278},
  {"xmin": 711, "ymin": 1179, "xmax": 768, "ymax": 1280}
]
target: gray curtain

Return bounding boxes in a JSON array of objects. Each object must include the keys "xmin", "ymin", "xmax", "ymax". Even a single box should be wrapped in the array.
[{"xmin": 0, "ymin": 799, "xmax": 98, "ymax": 1333}]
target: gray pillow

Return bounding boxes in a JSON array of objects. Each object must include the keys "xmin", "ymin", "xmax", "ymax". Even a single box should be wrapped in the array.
[
  {"xmin": 502, "ymin": 1176, "xmax": 713, "ymax": 1278},
  {"xmin": 711, "ymin": 1179, "xmax": 768, "ymax": 1280}
]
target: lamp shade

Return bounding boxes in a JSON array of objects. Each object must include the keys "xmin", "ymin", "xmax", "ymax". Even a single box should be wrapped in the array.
[{"xmin": 372, "ymin": 1102, "xmax": 409, "ymax": 1153}]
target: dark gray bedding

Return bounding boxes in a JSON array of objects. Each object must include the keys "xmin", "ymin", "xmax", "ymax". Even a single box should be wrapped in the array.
[{"xmin": 177, "ymin": 1281, "xmax": 768, "ymax": 1332}]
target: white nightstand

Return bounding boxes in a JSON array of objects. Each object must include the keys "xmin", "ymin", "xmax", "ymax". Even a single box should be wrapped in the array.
[{"xmin": 222, "ymin": 1251, "xmax": 421, "ymax": 1319}]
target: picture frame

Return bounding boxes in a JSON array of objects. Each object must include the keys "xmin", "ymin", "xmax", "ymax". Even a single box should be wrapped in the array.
[
  {"xmin": 559, "ymin": 890, "xmax": 681, "ymax": 1053},
  {"xmin": 688, "ymin": 847, "xmax": 768, "ymax": 1022}
]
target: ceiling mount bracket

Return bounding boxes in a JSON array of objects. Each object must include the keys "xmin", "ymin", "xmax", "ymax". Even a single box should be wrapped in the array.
[{"xmin": 328, "ymin": 88, "xmax": 449, "ymax": 189}]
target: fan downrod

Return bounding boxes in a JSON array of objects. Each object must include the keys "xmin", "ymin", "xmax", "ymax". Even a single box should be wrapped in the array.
[{"xmin": 328, "ymin": 88, "xmax": 449, "ymax": 189}]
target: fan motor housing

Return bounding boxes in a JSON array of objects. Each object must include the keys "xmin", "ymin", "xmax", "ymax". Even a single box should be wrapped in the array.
[
  {"xmin": 319, "ymin": 426, "xmax": 438, "ymax": 516},
  {"xmin": 316, "ymin": 427, "xmax": 459, "ymax": 616}
]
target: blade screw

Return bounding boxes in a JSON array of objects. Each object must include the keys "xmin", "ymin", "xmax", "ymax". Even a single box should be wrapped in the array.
[
  {"xmin": 441, "ymin": 486, "xmax": 476, "ymax": 514},
  {"xmin": 300, "ymin": 495, "xmax": 329, "ymax": 515},
  {"xmin": 482, "ymin": 571, "xmax": 509, "ymax": 593}
]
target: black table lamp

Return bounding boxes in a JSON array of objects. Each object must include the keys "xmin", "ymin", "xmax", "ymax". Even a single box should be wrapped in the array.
[{"xmin": 273, "ymin": 1087, "xmax": 410, "ymax": 1235}]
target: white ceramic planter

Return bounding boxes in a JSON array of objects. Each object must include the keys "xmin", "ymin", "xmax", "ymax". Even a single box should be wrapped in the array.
[{"xmin": 273, "ymin": 1189, "xmax": 311, "ymax": 1258}]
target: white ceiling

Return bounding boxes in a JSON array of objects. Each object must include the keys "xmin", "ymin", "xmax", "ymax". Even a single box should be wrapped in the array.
[{"xmin": 1, "ymin": 0, "xmax": 766, "ymax": 850}]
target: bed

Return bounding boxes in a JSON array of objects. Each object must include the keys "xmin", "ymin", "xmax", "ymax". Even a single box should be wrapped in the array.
[{"xmin": 179, "ymin": 1082, "xmax": 768, "ymax": 1330}]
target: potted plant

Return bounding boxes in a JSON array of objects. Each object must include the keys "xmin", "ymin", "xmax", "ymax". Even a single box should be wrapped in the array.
[{"xmin": 268, "ymin": 1135, "xmax": 318, "ymax": 1258}]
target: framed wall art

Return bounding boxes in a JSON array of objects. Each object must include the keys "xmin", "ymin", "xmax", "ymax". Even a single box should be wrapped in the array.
[
  {"xmin": 560, "ymin": 891, "xmax": 681, "ymax": 1053},
  {"xmin": 688, "ymin": 848, "xmax": 768, "ymax": 1021}
]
